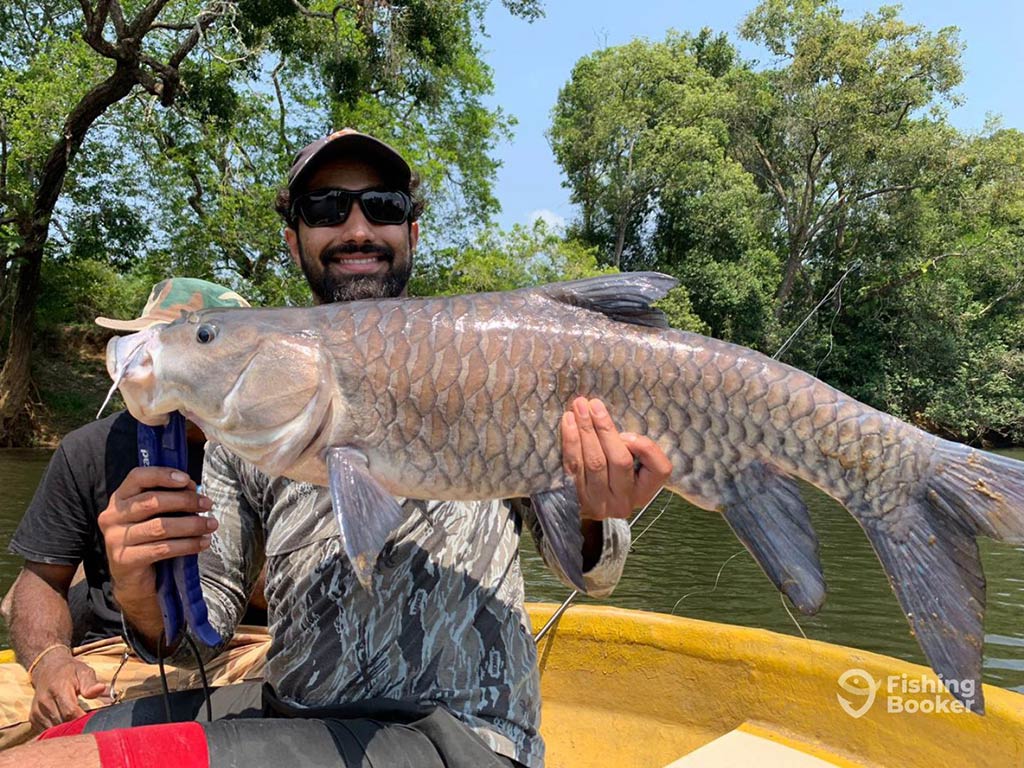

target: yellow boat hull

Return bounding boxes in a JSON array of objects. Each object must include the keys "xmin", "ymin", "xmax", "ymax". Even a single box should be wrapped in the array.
[
  {"xmin": 3, "ymin": 605, "xmax": 1022, "ymax": 765},
  {"xmin": 527, "ymin": 603, "xmax": 1024, "ymax": 767}
]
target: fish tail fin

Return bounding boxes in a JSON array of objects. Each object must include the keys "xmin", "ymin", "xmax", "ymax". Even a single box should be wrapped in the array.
[
  {"xmin": 927, "ymin": 440, "xmax": 1024, "ymax": 544},
  {"xmin": 858, "ymin": 440, "xmax": 1024, "ymax": 714}
]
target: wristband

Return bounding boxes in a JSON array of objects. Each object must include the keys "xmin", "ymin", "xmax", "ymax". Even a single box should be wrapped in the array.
[{"xmin": 27, "ymin": 643, "xmax": 71, "ymax": 677}]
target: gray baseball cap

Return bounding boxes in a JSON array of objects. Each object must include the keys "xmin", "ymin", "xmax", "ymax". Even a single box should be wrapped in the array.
[{"xmin": 287, "ymin": 128, "xmax": 412, "ymax": 194}]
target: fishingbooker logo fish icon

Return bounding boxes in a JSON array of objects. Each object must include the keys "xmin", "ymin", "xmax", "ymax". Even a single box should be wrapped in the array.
[{"xmin": 837, "ymin": 668, "xmax": 880, "ymax": 719}]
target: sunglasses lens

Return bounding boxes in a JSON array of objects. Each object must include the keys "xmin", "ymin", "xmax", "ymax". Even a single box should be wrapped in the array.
[
  {"xmin": 298, "ymin": 191, "xmax": 351, "ymax": 227},
  {"xmin": 360, "ymin": 191, "xmax": 410, "ymax": 225}
]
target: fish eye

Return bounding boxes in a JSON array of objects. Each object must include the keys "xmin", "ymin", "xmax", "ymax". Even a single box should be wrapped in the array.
[{"xmin": 195, "ymin": 324, "xmax": 217, "ymax": 344}]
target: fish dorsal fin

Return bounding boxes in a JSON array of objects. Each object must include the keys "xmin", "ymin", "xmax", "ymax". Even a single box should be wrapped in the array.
[{"xmin": 538, "ymin": 272, "xmax": 678, "ymax": 328}]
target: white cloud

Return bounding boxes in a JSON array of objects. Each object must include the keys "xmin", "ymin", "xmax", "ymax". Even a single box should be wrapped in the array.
[{"xmin": 528, "ymin": 209, "xmax": 566, "ymax": 231}]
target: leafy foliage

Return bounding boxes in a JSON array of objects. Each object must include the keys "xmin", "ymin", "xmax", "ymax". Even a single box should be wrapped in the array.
[
  {"xmin": 550, "ymin": 1, "xmax": 1023, "ymax": 445},
  {"xmin": 0, "ymin": 0, "xmax": 545, "ymax": 442},
  {"xmin": 411, "ymin": 219, "xmax": 610, "ymax": 295}
]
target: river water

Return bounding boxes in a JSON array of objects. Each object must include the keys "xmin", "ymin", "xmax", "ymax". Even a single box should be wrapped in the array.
[{"xmin": 2, "ymin": 447, "xmax": 1023, "ymax": 693}]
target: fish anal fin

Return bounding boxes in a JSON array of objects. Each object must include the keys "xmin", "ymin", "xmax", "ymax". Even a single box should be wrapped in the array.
[
  {"xmin": 531, "ymin": 477, "xmax": 586, "ymax": 591},
  {"xmin": 326, "ymin": 447, "xmax": 411, "ymax": 591},
  {"xmin": 721, "ymin": 461, "xmax": 826, "ymax": 615}
]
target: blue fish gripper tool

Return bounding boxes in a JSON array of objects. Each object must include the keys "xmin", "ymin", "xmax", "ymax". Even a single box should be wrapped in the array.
[{"xmin": 137, "ymin": 412, "xmax": 221, "ymax": 649}]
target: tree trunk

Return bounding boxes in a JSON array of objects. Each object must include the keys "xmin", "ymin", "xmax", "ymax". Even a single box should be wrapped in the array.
[
  {"xmin": 774, "ymin": 230, "xmax": 807, "ymax": 319},
  {"xmin": 612, "ymin": 216, "xmax": 627, "ymax": 271},
  {"xmin": 0, "ymin": 64, "xmax": 137, "ymax": 444},
  {"xmin": 0, "ymin": 233, "xmax": 43, "ymax": 445}
]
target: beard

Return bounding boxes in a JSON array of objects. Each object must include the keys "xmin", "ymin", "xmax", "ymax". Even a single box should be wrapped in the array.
[{"xmin": 299, "ymin": 241, "xmax": 412, "ymax": 303}]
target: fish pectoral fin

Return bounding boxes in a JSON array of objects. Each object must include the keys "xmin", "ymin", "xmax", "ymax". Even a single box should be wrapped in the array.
[
  {"xmin": 862, "ymin": 505, "xmax": 986, "ymax": 713},
  {"xmin": 721, "ymin": 462, "xmax": 826, "ymax": 615},
  {"xmin": 531, "ymin": 478, "xmax": 586, "ymax": 592},
  {"xmin": 539, "ymin": 272, "xmax": 678, "ymax": 328},
  {"xmin": 326, "ymin": 447, "xmax": 410, "ymax": 591}
]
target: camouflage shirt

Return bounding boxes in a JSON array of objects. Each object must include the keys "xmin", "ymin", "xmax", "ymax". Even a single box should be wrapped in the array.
[{"xmin": 153, "ymin": 443, "xmax": 630, "ymax": 767}]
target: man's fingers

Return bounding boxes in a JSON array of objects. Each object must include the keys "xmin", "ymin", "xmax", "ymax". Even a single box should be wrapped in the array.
[
  {"xmin": 622, "ymin": 434, "xmax": 673, "ymax": 507},
  {"xmin": 115, "ymin": 466, "xmax": 196, "ymax": 503},
  {"xmin": 54, "ymin": 691, "xmax": 86, "ymax": 723},
  {"xmin": 125, "ymin": 513, "xmax": 217, "ymax": 546},
  {"xmin": 31, "ymin": 696, "xmax": 61, "ymax": 730},
  {"xmin": 73, "ymin": 662, "xmax": 106, "ymax": 701},
  {"xmin": 47, "ymin": 678, "xmax": 86, "ymax": 724},
  {"xmin": 122, "ymin": 536, "xmax": 214, "ymax": 566},
  {"xmin": 587, "ymin": 399, "xmax": 634, "ymax": 504},
  {"xmin": 573, "ymin": 397, "xmax": 608, "ymax": 486},
  {"xmin": 118, "ymin": 489, "xmax": 212, "ymax": 525},
  {"xmin": 560, "ymin": 411, "xmax": 583, "ymax": 476}
]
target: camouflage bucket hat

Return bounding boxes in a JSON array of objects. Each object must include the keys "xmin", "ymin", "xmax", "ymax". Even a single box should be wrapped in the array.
[{"xmin": 95, "ymin": 277, "xmax": 251, "ymax": 331}]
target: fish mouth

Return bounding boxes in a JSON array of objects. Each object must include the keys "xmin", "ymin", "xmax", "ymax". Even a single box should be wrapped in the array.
[{"xmin": 103, "ymin": 330, "xmax": 172, "ymax": 426}]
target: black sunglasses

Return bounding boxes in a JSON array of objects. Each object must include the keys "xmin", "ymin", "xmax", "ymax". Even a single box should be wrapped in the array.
[{"xmin": 290, "ymin": 187, "xmax": 413, "ymax": 228}]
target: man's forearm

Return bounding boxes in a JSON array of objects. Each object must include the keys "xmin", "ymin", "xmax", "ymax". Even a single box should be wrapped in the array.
[
  {"xmin": 9, "ymin": 570, "xmax": 74, "ymax": 668},
  {"xmin": 113, "ymin": 585, "xmax": 168, "ymax": 656}
]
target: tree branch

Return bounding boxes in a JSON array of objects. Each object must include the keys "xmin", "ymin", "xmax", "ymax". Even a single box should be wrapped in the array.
[
  {"xmin": 128, "ymin": 0, "xmax": 172, "ymax": 40},
  {"xmin": 271, "ymin": 57, "xmax": 288, "ymax": 148},
  {"xmin": 108, "ymin": 0, "xmax": 129, "ymax": 39},
  {"xmin": 862, "ymin": 251, "xmax": 970, "ymax": 299},
  {"xmin": 80, "ymin": 0, "xmax": 119, "ymax": 58},
  {"xmin": 967, "ymin": 275, "xmax": 1024, "ymax": 320},
  {"xmin": 290, "ymin": 0, "xmax": 336, "ymax": 21}
]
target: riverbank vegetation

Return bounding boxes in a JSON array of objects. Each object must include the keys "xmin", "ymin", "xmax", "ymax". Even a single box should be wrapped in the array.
[{"xmin": 1, "ymin": 0, "xmax": 1021, "ymax": 447}]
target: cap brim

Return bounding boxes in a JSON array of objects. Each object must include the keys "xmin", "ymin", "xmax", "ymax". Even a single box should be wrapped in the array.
[{"xmin": 94, "ymin": 317, "xmax": 164, "ymax": 331}]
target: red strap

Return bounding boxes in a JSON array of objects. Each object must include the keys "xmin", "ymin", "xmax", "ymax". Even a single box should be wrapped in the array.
[
  {"xmin": 37, "ymin": 710, "xmax": 97, "ymax": 739},
  {"xmin": 95, "ymin": 723, "xmax": 209, "ymax": 768}
]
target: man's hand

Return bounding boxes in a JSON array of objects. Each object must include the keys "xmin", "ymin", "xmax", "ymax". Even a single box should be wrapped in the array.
[
  {"xmin": 561, "ymin": 396, "xmax": 672, "ymax": 521},
  {"xmin": 98, "ymin": 467, "xmax": 216, "ymax": 644},
  {"xmin": 28, "ymin": 649, "xmax": 106, "ymax": 731}
]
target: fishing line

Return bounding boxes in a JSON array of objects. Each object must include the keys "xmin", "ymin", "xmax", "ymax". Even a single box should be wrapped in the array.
[
  {"xmin": 670, "ymin": 550, "xmax": 745, "ymax": 616},
  {"xmin": 780, "ymin": 592, "xmax": 808, "ymax": 639},
  {"xmin": 773, "ymin": 259, "xmax": 862, "ymax": 362},
  {"xmin": 96, "ymin": 336, "xmax": 149, "ymax": 419},
  {"xmin": 814, "ymin": 270, "xmax": 848, "ymax": 379},
  {"xmin": 629, "ymin": 491, "xmax": 673, "ymax": 546}
]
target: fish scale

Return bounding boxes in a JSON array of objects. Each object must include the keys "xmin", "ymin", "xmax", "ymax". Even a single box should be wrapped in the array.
[{"xmin": 108, "ymin": 271, "xmax": 1024, "ymax": 714}]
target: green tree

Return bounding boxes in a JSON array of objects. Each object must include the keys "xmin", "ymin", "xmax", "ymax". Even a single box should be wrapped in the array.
[
  {"xmin": 548, "ymin": 1, "xmax": 1021, "ymax": 443},
  {"xmin": 411, "ymin": 219, "xmax": 609, "ymax": 295},
  {"xmin": 549, "ymin": 31, "xmax": 738, "ymax": 270},
  {"xmin": 831, "ymin": 128, "xmax": 1024, "ymax": 445},
  {"xmin": 0, "ymin": 0, "xmax": 543, "ymax": 444},
  {"xmin": 549, "ymin": 30, "xmax": 775, "ymax": 346},
  {"xmin": 734, "ymin": 0, "xmax": 964, "ymax": 320}
]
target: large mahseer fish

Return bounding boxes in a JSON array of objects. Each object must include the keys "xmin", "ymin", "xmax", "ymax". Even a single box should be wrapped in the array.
[{"xmin": 106, "ymin": 272, "xmax": 1024, "ymax": 712}]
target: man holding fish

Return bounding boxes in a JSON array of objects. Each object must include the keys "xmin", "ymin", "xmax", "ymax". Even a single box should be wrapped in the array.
[
  {"xmin": 0, "ymin": 130, "xmax": 671, "ymax": 768},
  {"xmin": 9, "ymin": 116, "xmax": 1024, "ymax": 766}
]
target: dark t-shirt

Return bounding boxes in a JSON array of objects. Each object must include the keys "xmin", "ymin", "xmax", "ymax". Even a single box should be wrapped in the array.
[{"xmin": 8, "ymin": 410, "xmax": 205, "ymax": 643}]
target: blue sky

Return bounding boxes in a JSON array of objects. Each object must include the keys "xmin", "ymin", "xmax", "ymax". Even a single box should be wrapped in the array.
[{"xmin": 480, "ymin": 0, "xmax": 1024, "ymax": 231}]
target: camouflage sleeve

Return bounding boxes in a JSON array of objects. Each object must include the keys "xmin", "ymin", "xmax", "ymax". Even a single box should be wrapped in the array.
[
  {"xmin": 193, "ymin": 442, "xmax": 266, "ymax": 657},
  {"xmin": 518, "ymin": 500, "xmax": 631, "ymax": 598}
]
